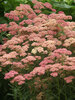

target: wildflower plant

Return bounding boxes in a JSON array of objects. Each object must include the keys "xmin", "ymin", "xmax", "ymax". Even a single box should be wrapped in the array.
[{"xmin": 0, "ymin": 0, "xmax": 75, "ymax": 100}]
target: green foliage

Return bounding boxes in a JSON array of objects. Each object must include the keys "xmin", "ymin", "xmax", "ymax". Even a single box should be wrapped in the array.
[
  {"xmin": 0, "ymin": 73, "xmax": 12, "ymax": 100},
  {"xmin": 3, "ymin": 0, "xmax": 30, "ymax": 13},
  {"xmin": 38, "ymin": 0, "xmax": 75, "ymax": 21},
  {"xmin": 4, "ymin": 77, "xmax": 75, "ymax": 100}
]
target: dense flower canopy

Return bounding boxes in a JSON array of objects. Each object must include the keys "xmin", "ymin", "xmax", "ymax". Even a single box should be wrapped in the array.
[{"xmin": 0, "ymin": 0, "xmax": 75, "ymax": 86}]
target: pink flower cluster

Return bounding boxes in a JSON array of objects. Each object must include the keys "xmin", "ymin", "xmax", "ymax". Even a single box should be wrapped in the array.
[
  {"xmin": 10, "ymin": 75, "xmax": 25, "ymax": 85},
  {"xmin": 64, "ymin": 76, "xmax": 75, "ymax": 83},
  {"xmin": 0, "ymin": 24, "xmax": 8, "ymax": 32},
  {"xmin": 54, "ymin": 48, "xmax": 72, "ymax": 55},
  {"xmin": 4, "ymin": 70, "xmax": 18, "ymax": 79}
]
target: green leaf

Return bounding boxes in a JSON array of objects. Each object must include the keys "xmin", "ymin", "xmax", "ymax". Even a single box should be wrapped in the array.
[
  {"xmin": 54, "ymin": 3, "xmax": 72, "ymax": 8},
  {"xmin": 0, "ymin": 17, "xmax": 8, "ymax": 24},
  {"xmin": 7, "ymin": 93, "xmax": 13, "ymax": 96}
]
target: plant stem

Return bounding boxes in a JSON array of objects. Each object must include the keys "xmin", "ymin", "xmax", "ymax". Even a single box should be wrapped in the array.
[
  {"xmin": 57, "ymin": 78, "xmax": 60, "ymax": 100},
  {"xmin": 13, "ymin": 88, "xmax": 17, "ymax": 100}
]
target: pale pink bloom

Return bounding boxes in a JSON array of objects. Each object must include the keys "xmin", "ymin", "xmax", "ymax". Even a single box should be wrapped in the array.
[
  {"xmin": 29, "ymin": 62, "xmax": 34, "ymax": 64},
  {"xmin": 65, "ymin": 79, "xmax": 72, "ymax": 83},
  {"xmin": 26, "ymin": 56, "xmax": 36, "ymax": 61},
  {"xmin": 33, "ymin": 5, "xmax": 40, "ymax": 9},
  {"xmin": 39, "ymin": 59, "xmax": 54, "ymax": 67},
  {"xmin": 31, "ymin": 42, "xmax": 41, "ymax": 46},
  {"xmin": 31, "ymin": 67, "xmax": 45, "ymax": 75},
  {"xmin": 20, "ymin": 52, "xmax": 27, "ymax": 57},
  {"xmin": 9, "ymin": 31, "xmax": 16, "ymax": 35},
  {"xmin": 50, "ymin": 52, "xmax": 62, "ymax": 59},
  {"xmin": 0, "ymin": 24, "xmax": 8, "ymax": 32},
  {"xmin": 0, "ymin": 57, "xmax": 6, "ymax": 62},
  {"xmin": 59, "ymin": 35, "xmax": 66, "ymax": 40},
  {"xmin": 37, "ymin": 47, "xmax": 44, "ymax": 53},
  {"xmin": 19, "ymin": 20, "xmax": 25, "ymax": 26},
  {"xmin": 64, "ymin": 57, "xmax": 75, "ymax": 66},
  {"xmin": 32, "ymin": 0, "xmax": 38, "ymax": 4},
  {"xmin": 50, "ymin": 67, "xmax": 59, "ymax": 72},
  {"xmin": 54, "ymin": 48, "xmax": 72, "ymax": 55},
  {"xmin": 63, "ymin": 38, "xmax": 75, "ymax": 47},
  {"xmin": 4, "ymin": 70, "xmax": 18, "ymax": 79},
  {"xmin": 3, "ymin": 51, "xmax": 18, "ymax": 59},
  {"xmin": 50, "ymin": 72, "xmax": 58, "ymax": 77},
  {"xmin": 51, "ymin": 9, "xmax": 56, "ymax": 12},
  {"xmin": 27, "ymin": 53, "xmax": 31, "ymax": 56},
  {"xmin": 8, "ymin": 16, "xmax": 13, "ymax": 19},
  {"xmin": 47, "ymin": 30, "xmax": 56, "ymax": 35},
  {"xmin": 0, "ymin": 45, "xmax": 2, "ymax": 50},
  {"xmin": 18, "ymin": 35, "xmax": 27, "ymax": 41},
  {"xmin": 63, "ymin": 65, "xmax": 75, "ymax": 71},
  {"xmin": 10, "ymin": 45, "xmax": 22, "ymax": 52},
  {"xmin": 58, "ymin": 11, "xmax": 64, "ymax": 14},
  {"xmin": 64, "ymin": 76, "xmax": 75, "ymax": 83},
  {"xmin": 35, "ymin": 56, "xmax": 41, "ymax": 60},
  {"xmin": 22, "ymin": 45, "xmax": 29, "ymax": 51},
  {"xmin": 42, "ymin": 40, "xmax": 55, "ymax": 47},
  {"xmin": 9, "ymin": 22, "xmax": 16, "ymax": 25},
  {"xmin": 43, "ymin": 50, "xmax": 48, "ymax": 54},
  {"xmin": 54, "ymin": 39, "xmax": 62, "ymax": 46},
  {"xmin": 2, "ymin": 61, "xmax": 12, "ymax": 66},
  {"xmin": 70, "ymin": 66, "xmax": 75, "ymax": 70},
  {"xmin": 18, "ymin": 81, "xmax": 25, "ymax": 85},
  {"xmin": 49, "ymin": 13, "xmax": 72, "ymax": 20},
  {"xmin": 13, "ymin": 62, "xmax": 24, "ymax": 68},
  {"xmin": 21, "ymin": 59, "xmax": 28, "ymax": 63},
  {"xmin": 4, "ymin": 13, "xmax": 9, "ymax": 17},
  {"xmin": 27, "ymin": 14, "xmax": 36, "ymax": 19},
  {"xmin": 20, "ymin": 15, "xmax": 24, "ymax": 18},
  {"xmin": 11, "ymin": 75, "xmax": 25, "ymax": 83},
  {"xmin": 66, "ymin": 57, "xmax": 75, "ymax": 62},
  {"xmin": 34, "ymin": 10, "xmax": 41, "ymax": 13},
  {"xmin": 0, "ymin": 51, "xmax": 6, "ymax": 55},
  {"xmin": 43, "ymin": 2, "xmax": 52, "ymax": 9},
  {"xmin": 33, "ymin": 1, "xmax": 44, "ymax": 9},
  {"xmin": 25, "ymin": 19, "xmax": 32, "ymax": 24},
  {"xmin": 24, "ymin": 74, "xmax": 32, "ymax": 80},
  {"xmin": 14, "ymin": 17, "xmax": 19, "ymax": 21}
]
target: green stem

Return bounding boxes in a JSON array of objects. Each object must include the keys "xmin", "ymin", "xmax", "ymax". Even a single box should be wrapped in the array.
[
  {"xmin": 64, "ymin": 84, "xmax": 67, "ymax": 100},
  {"xmin": 57, "ymin": 78, "xmax": 60, "ymax": 100},
  {"xmin": 19, "ymin": 90, "xmax": 23, "ymax": 100},
  {"xmin": 64, "ymin": 92, "xmax": 67, "ymax": 100},
  {"xmin": 13, "ymin": 88, "xmax": 18, "ymax": 100},
  {"xmin": 13, "ymin": 86, "xmax": 23, "ymax": 100}
]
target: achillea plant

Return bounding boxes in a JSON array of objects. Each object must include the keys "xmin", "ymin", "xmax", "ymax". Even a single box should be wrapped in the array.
[{"xmin": 0, "ymin": 0, "xmax": 75, "ymax": 100}]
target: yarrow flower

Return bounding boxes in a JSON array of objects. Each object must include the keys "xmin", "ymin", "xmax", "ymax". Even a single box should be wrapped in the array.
[
  {"xmin": 50, "ymin": 72, "xmax": 58, "ymax": 77},
  {"xmin": 4, "ymin": 70, "xmax": 18, "ymax": 79},
  {"xmin": 64, "ymin": 76, "xmax": 75, "ymax": 83},
  {"xmin": 10, "ymin": 75, "xmax": 25, "ymax": 85},
  {"xmin": 0, "ymin": 0, "xmax": 75, "ymax": 89}
]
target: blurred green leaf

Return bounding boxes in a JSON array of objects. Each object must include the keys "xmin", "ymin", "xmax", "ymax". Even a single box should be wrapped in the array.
[
  {"xmin": 53, "ymin": 3, "xmax": 72, "ymax": 8},
  {"xmin": 0, "ymin": 17, "xmax": 8, "ymax": 24}
]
